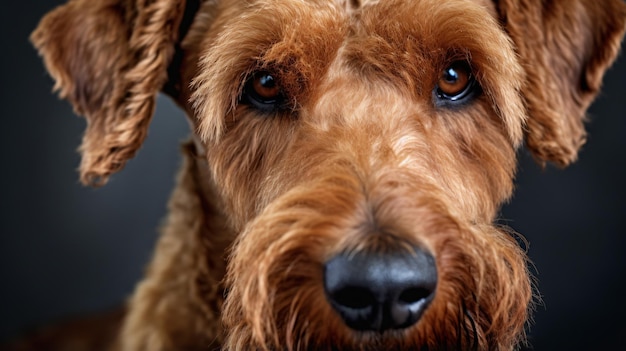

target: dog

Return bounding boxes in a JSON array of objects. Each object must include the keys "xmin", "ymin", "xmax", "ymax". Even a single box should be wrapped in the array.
[{"xmin": 22, "ymin": 0, "xmax": 626, "ymax": 350}]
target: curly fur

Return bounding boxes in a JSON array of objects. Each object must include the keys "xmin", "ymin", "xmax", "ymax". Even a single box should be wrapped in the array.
[{"xmin": 23, "ymin": 0, "xmax": 626, "ymax": 350}]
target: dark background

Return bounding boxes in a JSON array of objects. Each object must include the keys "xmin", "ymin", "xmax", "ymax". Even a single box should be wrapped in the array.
[{"xmin": 1, "ymin": 1, "xmax": 625, "ymax": 350}]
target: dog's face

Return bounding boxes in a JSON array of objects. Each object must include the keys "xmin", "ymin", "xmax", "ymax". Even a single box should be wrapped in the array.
[
  {"xmin": 186, "ymin": 1, "xmax": 528, "ymax": 349},
  {"xmin": 32, "ymin": 0, "xmax": 626, "ymax": 350}
]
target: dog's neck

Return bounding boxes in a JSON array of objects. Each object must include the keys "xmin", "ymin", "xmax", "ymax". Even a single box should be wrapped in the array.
[{"xmin": 118, "ymin": 140, "xmax": 233, "ymax": 348}]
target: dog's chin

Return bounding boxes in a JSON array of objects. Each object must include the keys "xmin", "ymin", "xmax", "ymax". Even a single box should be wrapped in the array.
[{"xmin": 224, "ymin": 324, "xmax": 474, "ymax": 351}]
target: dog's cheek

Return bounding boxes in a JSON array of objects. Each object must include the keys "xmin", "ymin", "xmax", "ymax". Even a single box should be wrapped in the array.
[
  {"xmin": 205, "ymin": 112, "xmax": 298, "ymax": 227},
  {"xmin": 419, "ymin": 103, "xmax": 518, "ymax": 222}
]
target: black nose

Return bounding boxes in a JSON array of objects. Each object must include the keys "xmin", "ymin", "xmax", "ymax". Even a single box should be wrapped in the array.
[{"xmin": 324, "ymin": 247, "xmax": 437, "ymax": 332}]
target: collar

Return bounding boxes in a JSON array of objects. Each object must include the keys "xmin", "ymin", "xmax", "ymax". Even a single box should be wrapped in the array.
[{"xmin": 164, "ymin": 0, "xmax": 201, "ymax": 99}]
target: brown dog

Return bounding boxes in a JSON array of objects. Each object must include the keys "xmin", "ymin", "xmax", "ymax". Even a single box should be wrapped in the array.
[{"xmin": 25, "ymin": 0, "xmax": 626, "ymax": 350}]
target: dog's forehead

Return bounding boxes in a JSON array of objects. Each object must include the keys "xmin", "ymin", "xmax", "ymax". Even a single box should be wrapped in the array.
[
  {"xmin": 204, "ymin": 0, "xmax": 507, "ymax": 71},
  {"xmin": 352, "ymin": 0, "xmax": 496, "ymax": 14},
  {"xmin": 196, "ymin": 0, "xmax": 510, "ymax": 75}
]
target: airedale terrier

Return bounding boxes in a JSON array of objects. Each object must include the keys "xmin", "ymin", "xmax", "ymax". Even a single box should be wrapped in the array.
[{"xmin": 26, "ymin": 0, "xmax": 625, "ymax": 350}]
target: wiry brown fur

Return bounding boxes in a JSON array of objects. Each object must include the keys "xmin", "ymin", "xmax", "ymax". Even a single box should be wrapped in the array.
[
  {"xmin": 30, "ymin": 0, "xmax": 186, "ymax": 186},
  {"xmin": 26, "ymin": 0, "xmax": 626, "ymax": 350}
]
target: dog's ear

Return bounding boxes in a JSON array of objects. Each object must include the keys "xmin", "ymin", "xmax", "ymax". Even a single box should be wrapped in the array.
[
  {"xmin": 494, "ymin": 0, "xmax": 626, "ymax": 167},
  {"xmin": 31, "ymin": 0, "xmax": 188, "ymax": 186}
]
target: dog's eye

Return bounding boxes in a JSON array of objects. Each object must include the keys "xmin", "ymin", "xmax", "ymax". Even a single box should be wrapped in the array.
[
  {"xmin": 435, "ymin": 61, "xmax": 476, "ymax": 103},
  {"xmin": 241, "ymin": 71, "xmax": 284, "ymax": 112}
]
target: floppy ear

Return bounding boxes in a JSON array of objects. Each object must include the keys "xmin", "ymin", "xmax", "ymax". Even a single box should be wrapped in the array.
[
  {"xmin": 494, "ymin": 0, "xmax": 626, "ymax": 166},
  {"xmin": 31, "ymin": 0, "xmax": 188, "ymax": 186}
]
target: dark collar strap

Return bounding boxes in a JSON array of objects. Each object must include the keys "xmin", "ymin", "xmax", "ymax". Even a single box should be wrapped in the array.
[
  {"xmin": 178, "ymin": 0, "xmax": 201, "ymax": 42},
  {"xmin": 164, "ymin": 0, "xmax": 201, "ymax": 99}
]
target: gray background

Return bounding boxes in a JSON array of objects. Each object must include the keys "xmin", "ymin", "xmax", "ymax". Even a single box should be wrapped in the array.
[{"xmin": 1, "ymin": 1, "xmax": 625, "ymax": 349}]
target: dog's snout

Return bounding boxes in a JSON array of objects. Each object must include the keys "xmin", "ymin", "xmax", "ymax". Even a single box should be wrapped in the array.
[{"xmin": 324, "ymin": 247, "xmax": 437, "ymax": 332}]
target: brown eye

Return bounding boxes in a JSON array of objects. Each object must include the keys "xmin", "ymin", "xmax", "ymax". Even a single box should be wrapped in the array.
[
  {"xmin": 436, "ymin": 61, "xmax": 475, "ymax": 102},
  {"xmin": 252, "ymin": 72, "xmax": 280, "ymax": 100},
  {"xmin": 242, "ymin": 71, "xmax": 284, "ymax": 112}
]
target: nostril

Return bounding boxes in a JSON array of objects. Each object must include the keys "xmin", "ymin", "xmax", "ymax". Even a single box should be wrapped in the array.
[
  {"xmin": 324, "ymin": 246, "xmax": 438, "ymax": 332},
  {"xmin": 331, "ymin": 286, "xmax": 376, "ymax": 310},
  {"xmin": 398, "ymin": 286, "xmax": 432, "ymax": 305}
]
